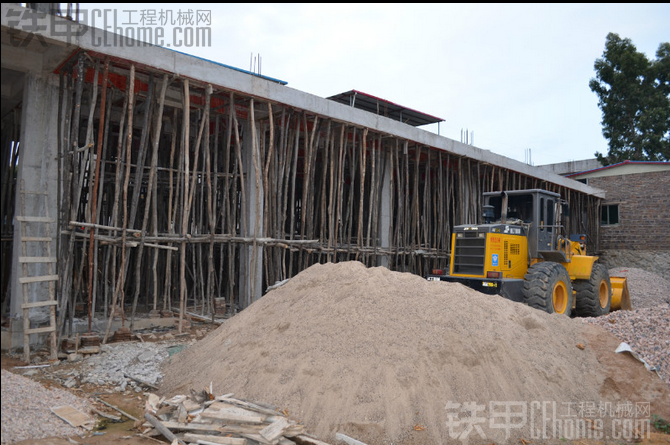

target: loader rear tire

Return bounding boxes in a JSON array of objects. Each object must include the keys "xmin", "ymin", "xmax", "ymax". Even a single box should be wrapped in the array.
[
  {"xmin": 522, "ymin": 262, "xmax": 573, "ymax": 316},
  {"xmin": 574, "ymin": 263, "xmax": 611, "ymax": 317}
]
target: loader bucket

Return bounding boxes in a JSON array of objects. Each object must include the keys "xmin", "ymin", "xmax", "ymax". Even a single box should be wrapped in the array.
[{"xmin": 610, "ymin": 276, "xmax": 632, "ymax": 311}]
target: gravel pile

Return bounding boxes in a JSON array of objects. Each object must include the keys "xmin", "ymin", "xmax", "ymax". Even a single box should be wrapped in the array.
[
  {"xmin": 583, "ymin": 267, "xmax": 670, "ymax": 388},
  {"xmin": 79, "ymin": 340, "xmax": 179, "ymax": 389},
  {"xmin": 608, "ymin": 267, "xmax": 670, "ymax": 308},
  {"xmin": 1, "ymin": 369, "xmax": 92, "ymax": 444}
]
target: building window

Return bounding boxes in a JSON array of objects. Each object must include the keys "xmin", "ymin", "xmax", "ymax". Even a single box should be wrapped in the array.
[{"xmin": 601, "ymin": 204, "xmax": 619, "ymax": 226}]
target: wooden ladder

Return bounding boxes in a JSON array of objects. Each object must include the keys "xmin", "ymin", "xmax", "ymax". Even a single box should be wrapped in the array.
[{"xmin": 17, "ymin": 180, "xmax": 58, "ymax": 363}]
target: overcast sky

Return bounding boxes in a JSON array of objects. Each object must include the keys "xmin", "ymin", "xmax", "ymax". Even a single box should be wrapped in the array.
[{"xmin": 80, "ymin": 3, "xmax": 670, "ymax": 166}]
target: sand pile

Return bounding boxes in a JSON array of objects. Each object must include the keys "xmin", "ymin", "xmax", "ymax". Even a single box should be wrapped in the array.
[{"xmin": 160, "ymin": 261, "xmax": 670, "ymax": 445}]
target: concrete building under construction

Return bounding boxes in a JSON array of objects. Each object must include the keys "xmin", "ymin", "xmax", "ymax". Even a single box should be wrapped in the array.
[{"xmin": 1, "ymin": 5, "xmax": 605, "ymax": 356}]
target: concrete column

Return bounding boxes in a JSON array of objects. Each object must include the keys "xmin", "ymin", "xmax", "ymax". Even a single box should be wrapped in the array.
[
  {"xmin": 377, "ymin": 153, "xmax": 392, "ymax": 268},
  {"xmin": 9, "ymin": 72, "xmax": 60, "ymax": 347},
  {"xmin": 238, "ymin": 122, "xmax": 264, "ymax": 308}
]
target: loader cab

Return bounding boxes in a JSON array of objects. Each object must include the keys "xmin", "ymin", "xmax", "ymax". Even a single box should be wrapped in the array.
[{"xmin": 483, "ymin": 189, "xmax": 563, "ymax": 261}]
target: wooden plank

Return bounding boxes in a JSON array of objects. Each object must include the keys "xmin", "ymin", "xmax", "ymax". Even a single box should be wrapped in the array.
[
  {"xmin": 282, "ymin": 424, "xmax": 306, "ymax": 438},
  {"xmin": 201, "ymin": 406, "xmax": 265, "ymax": 424},
  {"xmin": 216, "ymin": 397, "xmax": 280, "ymax": 417},
  {"xmin": 154, "ymin": 421, "xmax": 222, "ymax": 432},
  {"xmin": 21, "ymin": 237, "xmax": 52, "ymax": 242},
  {"xmin": 19, "ymin": 275, "xmax": 59, "ymax": 284},
  {"xmin": 196, "ymin": 440, "xmax": 245, "ymax": 445},
  {"xmin": 144, "ymin": 412, "xmax": 186, "ymax": 445},
  {"xmin": 260, "ymin": 417, "xmax": 290, "ymax": 442},
  {"xmin": 239, "ymin": 432, "xmax": 272, "ymax": 444},
  {"xmin": 218, "ymin": 422, "xmax": 304, "ymax": 438},
  {"xmin": 15, "ymin": 216, "xmax": 56, "ymax": 223},
  {"xmin": 21, "ymin": 300, "xmax": 58, "ymax": 309},
  {"xmin": 50, "ymin": 405, "xmax": 93, "ymax": 428},
  {"xmin": 19, "ymin": 256, "xmax": 57, "ymax": 263},
  {"xmin": 183, "ymin": 433, "xmax": 247, "ymax": 445},
  {"xmin": 26, "ymin": 326, "xmax": 56, "ymax": 335},
  {"xmin": 95, "ymin": 397, "xmax": 140, "ymax": 422},
  {"xmin": 218, "ymin": 424, "xmax": 263, "ymax": 435}
]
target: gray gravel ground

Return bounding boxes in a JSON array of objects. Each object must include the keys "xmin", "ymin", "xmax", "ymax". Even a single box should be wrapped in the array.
[
  {"xmin": 1, "ymin": 369, "xmax": 92, "ymax": 444},
  {"xmin": 81, "ymin": 340, "xmax": 177, "ymax": 388},
  {"xmin": 1, "ymin": 337, "xmax": 193, "ymax": 444},
  {"xmin": 608, "ymin": 267, "xmax": 670, "ymax": 308},
  {"xmin": 583, "ymin": 267, "xmax": 670, "ymax": 388}
]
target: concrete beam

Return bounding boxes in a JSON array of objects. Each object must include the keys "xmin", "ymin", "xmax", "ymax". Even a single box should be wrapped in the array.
[
  {"xmin": 238, "ymin": 122, "xmax": 264, "ymax": 308},
  {"xmin": 377, "ymin": 155, "xmax": 392, "ymax": 268},
  {"xmin": 0, "ymin": 3, "xmax": 604, "ymax": 199}
]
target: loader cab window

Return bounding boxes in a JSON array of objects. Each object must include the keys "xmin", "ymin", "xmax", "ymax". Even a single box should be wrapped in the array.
[
  {"xmin": 547, "ymin": 200, "xmax": 555, "ymax": 227},
  {"xmin": 539, "ymin": 197, "xmax": 556, "ymax": 226},
  {"xmin": 545, "ymin": 199, "xmax": 556, "ymax": 235},
  {"xmin": 486, "ymin": 194, "xmax": 534, "ymax": 223}
]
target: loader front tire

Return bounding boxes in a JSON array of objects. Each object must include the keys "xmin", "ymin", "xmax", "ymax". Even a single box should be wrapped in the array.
[
  {"xmin": 522, "ymin": 262, "xmax": 573, "ymax": 316},
  {"xmin": 574, "ymin": 263, "xmax": 611, "ymax": 317}
]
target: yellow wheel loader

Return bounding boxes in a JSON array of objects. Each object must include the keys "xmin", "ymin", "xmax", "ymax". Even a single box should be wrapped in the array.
[{"xmin": 427, "ymin": 189, "xmax": 631, "ymax": 316}]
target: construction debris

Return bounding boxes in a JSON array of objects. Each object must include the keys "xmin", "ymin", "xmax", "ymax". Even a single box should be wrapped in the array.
[{"xmin": 141, "ymin": 390, "xmax": 329, "ymax": 445}]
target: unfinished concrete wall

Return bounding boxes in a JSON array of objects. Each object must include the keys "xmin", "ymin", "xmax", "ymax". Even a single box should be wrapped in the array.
[
  {"xmin": 42, "ymin": 52, "xmax": 603, "ymax": 339},
  {"xmin": 1, "ymin": 4, "xmax": 606, "ymax": 350}
]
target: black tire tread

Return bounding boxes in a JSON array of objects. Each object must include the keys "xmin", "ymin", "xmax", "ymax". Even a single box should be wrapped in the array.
[
  {"xmin": 522, "ymin": 262, "xmax": 573, "ymax": 316},
  {"xmin": 574, "ymin": 263, "xmax": 611, "ymax": 317}
]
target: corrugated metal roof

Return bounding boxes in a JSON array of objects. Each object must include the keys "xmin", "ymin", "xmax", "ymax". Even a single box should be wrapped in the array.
[{"xmin": 327, "ymin": 90, "xmax": 444, "ymax": 127}]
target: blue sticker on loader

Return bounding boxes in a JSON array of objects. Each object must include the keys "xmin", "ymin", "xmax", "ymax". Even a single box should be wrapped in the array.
[{"xmin": 492, "ymin": 254, "xmax": 499, "ymax": 267}]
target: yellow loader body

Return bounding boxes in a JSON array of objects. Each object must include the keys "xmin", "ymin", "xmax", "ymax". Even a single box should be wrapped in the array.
[
  {"xmin": 610, "ymin": 276, "xmax": 632, "ymax": 311},
  {"xmin": 428, "ymin": 189, "xmax": 631, "ymax": 317}
]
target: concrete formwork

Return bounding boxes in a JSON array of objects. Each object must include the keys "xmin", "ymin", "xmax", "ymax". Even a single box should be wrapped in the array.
[{"xmin": 1, "ymin": 5, "xmax": 605, "ymax": 350}]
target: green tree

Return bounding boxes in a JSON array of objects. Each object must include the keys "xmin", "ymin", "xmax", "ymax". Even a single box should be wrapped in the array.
[{"xmin": 589, "ymin": 33, "xmax": 670, "ymax": 164}]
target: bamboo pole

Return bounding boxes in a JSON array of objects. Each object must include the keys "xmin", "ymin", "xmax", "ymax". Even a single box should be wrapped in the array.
[
  {"xmin": 164, "ymin": 108, "xmax": 179, "ymax": 311},
  {"xmin": 87, "ymin": 58, "xmax": 109, "ymax": 332},
  {"xmin": 205, "ymin": 93, "xmax": 216, "ymax": 321},
  {"xmin": 91, "ymin": 84, "xmax": 114, "ymax": 320},
  {"xmin": 249, "ymin": 97, "xmax": 261, "ymax": 303},
  {"xmin": 179, "ymin": 78, "xmax": 191, "ymax": 334},
  {"xmin": 130, "ymin": 73, "xmax": 169, "ymax": 327},
  {"xmin": 103, "ymin": 63, "xmax": 135, "ymax": 344}
]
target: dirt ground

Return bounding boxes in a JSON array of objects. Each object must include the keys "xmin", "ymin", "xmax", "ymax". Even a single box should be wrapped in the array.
[
  {"xmin": 1, "ymin": 320, "xmax": 221, "ymax": 445},
  {"xmin": 2, "ymin": 319, "xmax": 669, "ymax": 445},
  {"xmin": 1, "ymin": 354, "xmax": 150, "ymax": 445}
]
